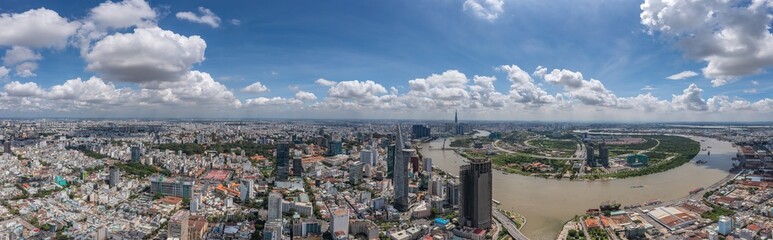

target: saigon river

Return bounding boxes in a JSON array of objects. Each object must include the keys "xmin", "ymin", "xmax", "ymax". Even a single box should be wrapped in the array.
[{"xmin": 420, "ymin": 134, "xmax": 735, "ymax": 240}]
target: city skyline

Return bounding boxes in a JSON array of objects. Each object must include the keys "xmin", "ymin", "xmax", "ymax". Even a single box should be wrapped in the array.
[{"xmin": 0, "ymin": 0, "xmax": 772, "ymax": 122}]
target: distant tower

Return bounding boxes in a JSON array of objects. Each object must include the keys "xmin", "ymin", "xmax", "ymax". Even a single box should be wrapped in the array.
[
  {"xmin": 3, "ymin": 140, "xmax": 11, "ymax": 154},
  {"xmin": 586, "ymin": 144, "xmax": 596, "ymax": 167},
  {"xmin": 108, "ymin": 166, "xmax": 120, "ymax": 188},
  {"xmin": 293, "ymin": 156, "xmax": 303, "ymax": 177},
  {"xmin": 454, "ymin": 110, "xmax": 458, "ymax": 124},
  {"xmin": 598, "ymin": 142, "xmax": 609, "ymax": 167},
  {"xmin": 459, "ymin": 158, "xmax": 492, "ymax": 229},
  {"xmin": 276, "ymin": 141, "xmax": 290, "ymax": 181},
  {"xmin": 130, "ymin": 146, "xmax": 141, "ymax": 164}
]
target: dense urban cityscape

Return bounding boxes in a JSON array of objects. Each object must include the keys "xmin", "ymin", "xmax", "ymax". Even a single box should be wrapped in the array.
[
  {"xmin": 0, "ymin": 117, "xmax": 771, "ymax": 240},
  {"xmin": 2, "ymin": 0, "xmax": 773, "ymax": 239}
]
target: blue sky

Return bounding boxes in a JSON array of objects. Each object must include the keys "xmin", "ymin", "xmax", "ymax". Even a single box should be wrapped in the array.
[{"xmin": 0, "ymin": 0, "xmax": 771, "ymax": 121}]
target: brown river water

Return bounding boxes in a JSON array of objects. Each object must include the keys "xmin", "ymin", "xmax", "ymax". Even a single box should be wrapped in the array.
[{"xmin": 420, "ymin": 134, "xmax": 735, "ymax": 240}]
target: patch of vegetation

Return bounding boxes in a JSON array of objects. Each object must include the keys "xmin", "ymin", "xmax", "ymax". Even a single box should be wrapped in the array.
[
  {"xmin": 530, "ymin": 139, "xmax": 577, "ymax": 151},
  {"xmin": 65, "ymin": 145, "xmax": 108, "ymax": 159},
  {"xmin": 450, "ymin": 138, "xmax": 474, "ymax": 148},
  {"xmin": 156, "ymin": 143, "xmax": 205, "ymax": 155},
  {"xmin": 115, "ymin": 162, "xmax": 171, "ymax": 178},
  {"xmin": 701, "ymin": 203, "xmax": 735, "ymax": 222},
  {"xmin": 602, "ymin": 135, "xmax": 699, "ymax": 179}
]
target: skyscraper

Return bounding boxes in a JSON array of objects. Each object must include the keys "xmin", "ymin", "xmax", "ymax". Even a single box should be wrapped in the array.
[
  {"xmin": 387, "ymin": 144, "xmax": 395, "ymax": 178},
  {"xmin": 360, "ymin": 149, "xmax": 373, "ymax": 166},
  {"xmin": 455, "ymin": 110, "xmax": 458, "ymax": 124},
  {"xmin": 349, "ymin": 162, "xmax": 364, "ymax": 185},
  {"xmin": 130, "ymin": 146, "xmax": 141, "ymax": 164},
  {"xmin": 411, "ymin": 124, "xmax": 431, "ymax": 139},
  {"xmin": 330, "ymin": 208, "xmax": 350, "ymax": 236},
  {"xmin": 168, "ymin": 210, "xmax": 190, "ymax": 240},
  {"xmin": 108, "ymin": 166, "xmax": 120, "ymax": 188},
  {"xmin": 2, "ymin": 140, "xmax": 10, "ymax": 154},
  {"xmin": 268, "ymin": 192, "xmax": 283, "ymax": 221},
  {"xmin": 293, "ymin": 156, "xmax": 303, "ymax": 177},
  {"xmin": 598, "ymin": 142, "xmax": 609, "ymax": 167},
  {"xmin": 328, "ymin": 140, "xmax": 343, "ymax": 156},
  {"xmin": 276, "ymin": 141, "xmax": 290, "ymax": 181},
  {"xmin": 240, "ymin": 178, "xmax": 254, "ymax": 202},
  {"xmin": 459, "ymin": 158, "xmax": 492, "ymax": 229},
  {"xmin": 586, "ymin": 144, "xmax": 596, "ymax": 167},
  {"xmin": 149, "ymin": 174, "xmax": 195, "ymax": 199},
  {"xmin": 393, "ymin": 125, "xmax": 412, "ymax": 211}
]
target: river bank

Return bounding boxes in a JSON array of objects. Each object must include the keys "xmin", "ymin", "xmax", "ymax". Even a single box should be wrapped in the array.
[{"xmin": 421, "ymin": 134, "xmax": 735, "ymax": 240}]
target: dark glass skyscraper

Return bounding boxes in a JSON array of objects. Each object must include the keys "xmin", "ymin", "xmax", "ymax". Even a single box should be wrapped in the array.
[
  {"xmin": 293, "ymin": 156, "xmax": 303, "ymax": 177},
  {"xmin": 459, "ymin": 158, "xmax": 492, "ymax": 229},
  {"xmin": 130, "ymin": 146, "xmax": 141, "ymax": 164},
  {"xmin": 599, "ymin": 142, "xmax": 609, "ymax": 167},
  {"xmin": 276, "ymin": 141, "xmax": 290, "ymax": 181},
  {"xmin": 393, "ymin": 125, "xmax": 411, "ymax": 211},
  {"xmin": 586, "ymin": 144, "xmax": 596, "ymax": 167}
]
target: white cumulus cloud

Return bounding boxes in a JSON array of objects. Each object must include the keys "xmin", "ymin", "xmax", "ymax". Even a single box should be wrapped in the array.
[
  {"xmin": 641, "ymin": 0, "xmax": 773, "ymax": 86},
  {"xmin": 176, "ymin": 7, "xmax": 222, "ymax": 28},
  {"xmin": 85, "ymin": 27, "xmax": 207, "ymax": 84},
  {"xmin": 242, "ymin": 81, "xmax": 269, "ymax": 93},
  {"xmin": 0, "ymin": 8, "xmax": 80, "ymax": 49}
]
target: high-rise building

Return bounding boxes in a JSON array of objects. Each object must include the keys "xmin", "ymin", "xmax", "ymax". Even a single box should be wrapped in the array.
[
  {"xmin": 292, "ymin": 219, "xmax": 322, "ymax": 237},
  {"xmin": 360, "ymin": 149, "xmax": 373, "ymax": 166},
  {"xmin": 263, "ymin": 220, "xmax": 283, "ymax": 240},
  {"xmin": 393, "ymin": 125, "xmax": 412, "ymax": 211},
  {"xmin": 293, "ymin": 156, "xmax": 303, "ymax": 177},
  {"xmin": 240, "ymin": 178, "xmax": 254, "ymax": 202},
  {"xmin": 718, "ymin": 216, "xmax": 733, "ymax": 235},
  {"xmin": 108, "ymin": 166, "xmax": 120, "ymax": 188},
  {"xmin": 459, "ymin": 158, "xmax": 492, "ymax": 229},
  {"xmin": 330, "ymin": 208, "xmax": 350, "ymax": 236},
  {"xmin": 149, "ymin": 174, "xmax": 195, "ymax": 198},
  {"xmin": 130, "ymin": 146, "xmax": 141, "ymax": 164},
  {"xmin": 412, "ymin": 125, "xmax": 431, "ymax": 139},
  {"xmin": 190, "ymin": 193, "xmax": 201, "ymax": 212},
  {"xmin": 276, "ymin": 142, "xmax": 290, "ymax": 181},
  {"xmin": 370, "ymin": 147, "xmax": 379, "ymax": 166},
  {"xmin": 328, "ymin": 140, "xmax": 343, "ymax": 156},
  {"xmin": 268, "ymin": 192, "xmax": 283, "ymax": 221},
  {"xmin": 387, "ymin": 144, "xmax": 395, "ymax": 178},
  {"xmin": 446, "ymin": 180, "xmax": 460, "ymax": 207},
  {"xmin": 349, "ymin": 162, "xmax": 364, "ymax": 185},
  {"xmin": 598, "ymin": 142, "xmax": 609, "ymax": 167},
  {"xmin": 168, "ymin": 210, "xmax": 190, "ymax": 240},
  {"xmin": 424, "ymin": 157, "xmax": 433, "ymax": 173},
  {"xmin": 430, "ymin": 177, "xmax": 445, "ymax": 198},
  {"xmin": 586, "ymin": 145, "xmax": 596, "ymax": 167},
  {"xmin": 3, "ymin": 140, "xmax": 10, "ymax": 154}
]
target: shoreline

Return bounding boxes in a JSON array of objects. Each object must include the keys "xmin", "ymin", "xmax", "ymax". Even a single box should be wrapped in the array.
[{"xmin": 473, "ymin": 134, "xmax": 707, "ymax": 182}]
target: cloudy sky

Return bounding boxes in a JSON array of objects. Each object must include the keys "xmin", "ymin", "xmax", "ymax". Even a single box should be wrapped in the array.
[{"xmin": 0, "ymin": 0, "xmax": 771, "ymax": 121}]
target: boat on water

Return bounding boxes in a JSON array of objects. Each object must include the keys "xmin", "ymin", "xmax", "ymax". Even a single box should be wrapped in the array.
[
  {"xmin": 696, "ymin": 160, "xmax": 707, "ymax": 164},
  {"xmin": 630, "ymin": 185, "xmax": 644, "ymax": 188},
  {"xmin": 645, "ymin": 199, "xmax": 662, "ymax": 206},
  {"xmin": 492, "ymin": 199, "xmax": 501, "ymax": 205},
  {"xmin": 708, "ymin": 151, "xmax": 710, "ymax": 156},
  {"xmin": 690, "ymin": 187, "xmax": 705, "ymax": 194}
]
